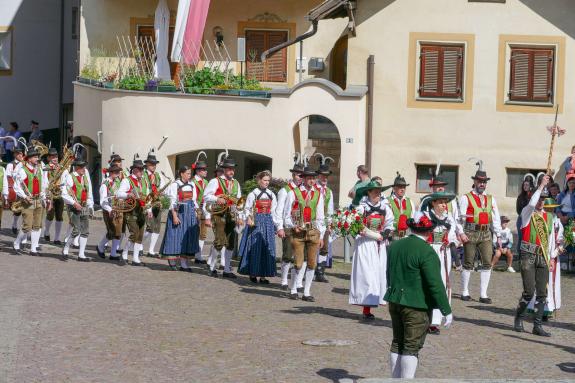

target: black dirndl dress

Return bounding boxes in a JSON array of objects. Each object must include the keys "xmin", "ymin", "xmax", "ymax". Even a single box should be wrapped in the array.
[{"xmin": 239, "ymin": 197, "xmax": 277, "ymax": 277}]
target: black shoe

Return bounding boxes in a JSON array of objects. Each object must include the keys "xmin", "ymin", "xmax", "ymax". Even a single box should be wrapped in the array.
[
  {"xmin": 78, "ymin": 256, "xmax": 93, "ymax": 262},
  {"xmin": 428, "ymin": 326, "xmax": 441, "ymax": 335},
  {"xmin": 362, "ymin": 313, "xmax": 375, "ymax": 321},
  {"xmin": 297, "ymin": 287, "xmax": 304, "ymax": 294},
  {"xmin": 250, "ymin": 277, "xmax": 258, "ymax": 284},
  {"xmin": 542, "ymin": 315, "xmax": 549, "ymax": 322},
  {"xmin": 132, "ymin": 262, "xmax": 144, "ymax": 267},
  {"xmin": 61, "ymin": 254, "xmax": 68, "ymax": 261},
  {"xmin": 479, "ymin": 297, "xmax": 492, "ymax": 304},
  {"xmin": 533, "ymin": 324, "xmax": 551, "ymax": 337},
  {"xmin": 302, "ymin": 295, "xmax": 315, "ymax": 302},
  {"xmin": 514, "ymin": 300, "xmax": 528, "ymax": 333},
  {"xmin": 218, "ymin": 266, "xmax": 224, "ymax": 271},
  {"xmin": 210, "ymin": 270, "xmax": 219, "ymax": 277},
  {"xmin": 315, "ymin": 273, "xmax": 329, "ymax": 283},
  {"xmin": 53, "ymin": 240, "xmax": 62, "ymax": 245},
  {"xmin": 281, "ymin": 284, "xmax": 289, "ymax": 292},
  {"xmin": 44, "ymin": 235, "xmax": 50, "ymax": 242},
  {"xmin": 289, "ymin": 293, "xmax": 299, "ymax": 300},
  {"xmin": 96, "ymin": 247, "xmax": 106, "ymax": 259},
  {"xmin": 179, "ymin": 267, "xmax": 193, "ymax": 273},
  {"xmin": 222, "ymin": 272, "xmax": 237, "ymax": 279},
  {"xmin": 118, "ymin": 259, "xmax": 127, "ymax": 266},
  {"xmin": 11, "ymin": 227, "xmax": 17, "ymax": 235},
  {"xmin": 117, "ymin": 249, "xmax": 123, "ymax": 254},
  {"xmin": 29, "ymin": 252, "xmax": 39, "ymax": 257},
  {"xmin": 12, "ymin": 247, "xmax": 23, "ymax": 256},
  {"xmin": 194, "ymin": 259, "xmax": 207, "ymax": 264},
  {"xmin": 461, "ymin": 295, "xmax": 472, "ymax": 302},
  {"xmin": 109, "ymin": 256, "xmax": 121, "ymax": 262},
  {"xmin": 259, "ymin": 278, "xmax": 270, "ymax": 284}
]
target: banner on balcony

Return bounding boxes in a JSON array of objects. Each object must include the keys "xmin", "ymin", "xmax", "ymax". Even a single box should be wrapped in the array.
[{"xmin": 170, "ymin": 0, "xmax": 211, "ymax": 65}]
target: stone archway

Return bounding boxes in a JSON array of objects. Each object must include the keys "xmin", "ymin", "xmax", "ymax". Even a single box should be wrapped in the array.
[{"xmin": 293, "ymin": 115, "xmax": 341, "ymax": 203}]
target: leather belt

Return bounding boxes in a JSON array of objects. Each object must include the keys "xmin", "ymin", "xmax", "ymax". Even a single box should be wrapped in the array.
[
  {"xmin": 520, "ymin": 241, "xmax": 543, "ymax": 256},
  {"xmin": 465, "ymin": 223, "xmax": 490, "ymax": 232}
]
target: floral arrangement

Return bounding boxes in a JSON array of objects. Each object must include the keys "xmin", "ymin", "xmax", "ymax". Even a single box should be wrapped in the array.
[
  {"xmin": 329, "ymin": 208, "xmax": 365, "ymax": 238},
  {"xmin": 563, "ymin": 219, "xmax": 575, "ymax": 247}
]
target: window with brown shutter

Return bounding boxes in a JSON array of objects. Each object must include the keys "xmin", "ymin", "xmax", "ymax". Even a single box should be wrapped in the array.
[
  {"xmin": 418, "ymin": 44, "xmax": 464, "ymax": 100},
  {"xmin": 508, "ymin": 47, "xmax": 554, "ymax": 104},
  {"xmin": 245, "ymin": 30, "xmax": 288, "ymax": 83}
]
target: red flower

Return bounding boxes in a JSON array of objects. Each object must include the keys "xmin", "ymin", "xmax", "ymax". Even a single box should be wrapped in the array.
[
  {"xmin": 338, "ymin": 222, "xmax": 342, "ymax": 228},
  {"xmin": 355, "ymin": 216, "xmax": 361, "ymax": 222},
  {"xmin": 344, "ymin": 222, "xmax": 350, "ymax": 229},
  {"xmin": 363, "ymin": 217, "xmax": 368, "ymax": 224},
  {"xmin": 351, "ymin": 209, "xmax": 357, "ymax": 214},
  {"xmin": 344, "ymin": 211, "xmax": 350, "ymax": 216}
]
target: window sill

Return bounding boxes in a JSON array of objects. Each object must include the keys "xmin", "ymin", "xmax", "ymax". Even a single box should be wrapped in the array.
[
  {"xmin": 416, "ymin": 97, "xmax": 464, "ymax": 103},
  {"xmin": 497, "ymin": 100, "xmax": 558, "ymax": 114},
  {"xmin": 505, "ymin": 100, "xmax": 554, "ymax": 107}
]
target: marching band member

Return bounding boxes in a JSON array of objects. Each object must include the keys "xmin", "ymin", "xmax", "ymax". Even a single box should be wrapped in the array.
[
  {"xmin": 192, "ymin": 152, "xmax": 209, "ymax": 264},
  {"xmin": 349, "ymin": 180, "xmax": 394, "ymax": 320},
  {"xmin": 97, "ymin": 164, "xmax": 124, "ymax": 260},
  {"xmin": 280, "ymin": 163, "xmax": 325, "ymax": 301},
  {"xmin": 160, "ymin": 165, "xmax": 200, "ymax": 271},
  {"xmin": 389, "ymin": 172, "xmax": 416, "ymax": 241},
  {"xmin": 275, "ymin": 156, "xmax": 304, "ymax": 291},
  {"xmin": 420, "ymin": 191, "xmax": 457, "ymax": 335},
  {"xmin": 204, "ymin": 152, "xmax": 243, "ymax": 278},
  {"xmin": 106, "ymin": 153, "xmax": 129, "ymax": 252},
  {"xmin": 459, "ymin": 162, "xmax": 502, "ymax": 304},
  {"xmin": 204, "ymin": 165, "xmax": 225, "ymax": 272},
  {"xmin": 238, "ymin": 170, "xmax": 279, "ymax": 283},
  {"xmin": 61, "ymin": 153, "xmax": 94, "ymax": 261},
  {"xmin": 117, "ymin": 156, "xmax": 150, "ymax": 266},
  {"xmin": 314, "ymin": 154, "xmax": 335, "ymax": 283},
  {"xmin": 13, "ymin": 146, "xmax": 49, "ymax": 255},
  {"xmin": 142, "ymin": 150, "xmax": 164, "ymax": 257},
  {"xmin": 43, "ymin": 147, "xmax": 65, "ymax": 244},
  {"xmin": 7, "ymin": 146, "xmax": 25, "ymax": 234}
]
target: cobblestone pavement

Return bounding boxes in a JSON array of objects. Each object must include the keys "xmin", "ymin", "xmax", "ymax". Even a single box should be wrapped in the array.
[{"xmin": 0, "ymin": 212, "xmax": 573, "ymax": 382}]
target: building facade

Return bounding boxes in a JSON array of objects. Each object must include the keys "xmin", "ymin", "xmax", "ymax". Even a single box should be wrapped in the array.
[{"xmin": 74, "ymin": 0, "xmax": 575, "ymax": 214}]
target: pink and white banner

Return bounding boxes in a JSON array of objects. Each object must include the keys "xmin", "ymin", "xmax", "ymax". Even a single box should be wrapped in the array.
[{"xmin": 170, "ymin": 0, "xmax": 211, "ymax": 65}]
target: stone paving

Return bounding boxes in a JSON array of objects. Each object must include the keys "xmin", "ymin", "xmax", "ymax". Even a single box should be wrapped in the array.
[{"xmin": 0, "ymin": 212, "xmax": 573, "ymax": 382}]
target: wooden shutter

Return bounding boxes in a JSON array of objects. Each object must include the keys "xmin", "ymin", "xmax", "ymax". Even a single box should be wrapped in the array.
[
  {"xmin": 245, "ymin": 30, "xmax": 288, "ymax": 82},
  {"xmin": 245, "ymin": 30, "xmax": 266, "ymax": 81},
  {"xmin": 509, "ymin": 47, "xmax": 554, "ymax": 103},
  {"xmin": 265, "ymin": 31, "xmax": 288, "ymax": 82},
  {"xmin": 419, "ymin": 44, "xmax": 463, "ymax": 99}
]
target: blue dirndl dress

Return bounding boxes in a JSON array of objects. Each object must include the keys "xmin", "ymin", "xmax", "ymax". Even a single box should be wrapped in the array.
[
  {"xmin": 160, "ymin": 196, "xmax": 200, "ymax": 258},
  {"xmin": 239, "ymin": 199, "xmax": 277, "ymax": 277}
]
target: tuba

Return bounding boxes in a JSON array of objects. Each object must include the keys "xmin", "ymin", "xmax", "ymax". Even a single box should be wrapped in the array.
[
  {"xmin": 110, "ymin": 196, "xmax": 138, "ymax": 213},
  {"xmin": 30, "ymin": 140, "xmax": 49, "ymax": 157}
]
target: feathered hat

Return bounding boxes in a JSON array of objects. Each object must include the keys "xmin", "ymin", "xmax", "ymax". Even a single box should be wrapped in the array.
[
  {"xmin": 314, "ymin": 153, "xmax": 335, "ymax": 176},
  {"xmin": 193, "ymin": 151, "xmax": 208, "ymax": 170}
]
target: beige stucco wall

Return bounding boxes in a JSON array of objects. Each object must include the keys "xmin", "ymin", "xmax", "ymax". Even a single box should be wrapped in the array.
[
  {"xmin": 347, "ymin": 0, "xmax": 575, "ymax": 215},
  {"xmin": 73, "ymin": 83, "xmax": 366, "ymax": 207}
]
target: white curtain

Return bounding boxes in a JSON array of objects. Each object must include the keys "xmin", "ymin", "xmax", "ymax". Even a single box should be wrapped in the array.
[
  {"xmin": 154, "ymin": 0, "xmax": 171, "ymax": 80},
  {"xmin": 170, "ymin": 0, "xmax": 192, "ymax": 63}
]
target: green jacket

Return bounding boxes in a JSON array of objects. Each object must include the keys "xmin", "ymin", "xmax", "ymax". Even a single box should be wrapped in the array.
[{"xmin": 384, "ymin": 235, "xmax": 452, "ymax": 316}]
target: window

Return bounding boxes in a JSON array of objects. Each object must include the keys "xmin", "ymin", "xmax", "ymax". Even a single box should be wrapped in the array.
[
  {"xmin": 508, "ymin": 46, "xmax": 554, "ymax": 104},
  {"xmin": 506, "ymin": 168, "xmax": 545, "ymax": 197},
  {"xmin": 418, "ymin": 43, "xmax": 464, "ymax": 100},
  {"xmin": 416, "ymin": 164, "xmax": 458, "ymax": 194},
  {"xmin": 0, "ymin": 28, "xmax": 12, "ymax": 72},
  {"xmin": 245, "ymin": 30, "xmax": 288, "ymax": 83},
  {"xmin": 72, "ymin": 7, "xmax": 79, "ymax": 40}
]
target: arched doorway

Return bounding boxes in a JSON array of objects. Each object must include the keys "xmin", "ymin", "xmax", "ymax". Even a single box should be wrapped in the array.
[
  {"xmin": 174, "ymin": 149, "xmax": 272, "ymax": 184},
  {"xmin": 293, "ymin": 115, "xmax": 341, "ymax": 203}
]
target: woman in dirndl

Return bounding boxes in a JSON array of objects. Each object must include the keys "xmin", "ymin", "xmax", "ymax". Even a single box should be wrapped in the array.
[
  {"xmin": 160, "ymin": 166, "xmax": 200, "ymax": 271},
  {"xmin": 420, "ymin": 191, "xmax": 457, "ymax": 335},
  {"xmin": 349, "ymin": 179, "xmax": 394, "ymax": 320},
  {"xmin": 238, "ymin": 170, "xmax": 280, "ymax": 284}
]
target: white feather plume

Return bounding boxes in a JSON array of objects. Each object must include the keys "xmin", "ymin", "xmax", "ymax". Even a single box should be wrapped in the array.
[{"xmin": 195, "ymin": 151, "xmax": 208, "ymax": 163}]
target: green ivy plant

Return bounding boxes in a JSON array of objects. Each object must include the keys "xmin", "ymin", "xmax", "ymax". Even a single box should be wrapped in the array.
[{"xmin": 118, "ymin": 74, "xmax": 146, "ymax": 91}]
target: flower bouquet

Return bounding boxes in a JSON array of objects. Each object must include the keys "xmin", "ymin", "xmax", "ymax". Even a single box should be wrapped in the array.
[
  {"xmin": 329, "ymin": 208, "xmax": 382, "ymax": 241},
  {"xmin": 563, "ymin": 219, "xmax": 575, "ymax": 248}
]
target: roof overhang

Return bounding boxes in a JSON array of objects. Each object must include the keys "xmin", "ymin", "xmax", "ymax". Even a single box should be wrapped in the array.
[{"xmin": 306, "ymin": 0, "xmax": 356, "ymax": 35}]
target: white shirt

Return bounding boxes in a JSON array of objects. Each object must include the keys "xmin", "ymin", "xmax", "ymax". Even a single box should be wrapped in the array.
[
  {"xmin": 166, "ymin": 179, "xmax": 198, "ymax": 210},
  {"xmin": 13, "ymin": 162, "xmax": 48, "ymax": 200},
  {"xmin": 316, "ymin": 182, "xmax": 335, "ymax": 217},
  {"xmin": 459, "ymin": 189, "xmax": 502, "ymax": 236},
  {"xmin": 282, "ymin": 184, "xmax": 326, "ymax": 236},
  {"xmin": 275, "ymin": 180, "xmax": 299, "ymax": 230},
  {"xmin": 1, "ymin": 166, "xmax": 7, "ymax": 197},
  {"xmin": 424, "ymin": 210, "xmax": 457, "ymax": 245},
  {"xmin": 117, "ymin": 174, "xmax": 151, "ymax": 214},
  {"xmin": 99, "ymin": 177, "xmax": 121, "ymax": 213},
  {"xmin": 203, "ymin": 176, "xmax": 242, "ymax": 220},
  {"xmin": 389, "ymin": 194, "xmax": 416, "ymax": 219},
  {"xmin": 6, "ymin": 160, "xmax": 22, "ymax": 178},
  {"xmin": 244, "ymin": 188, "xmax": 280, "ymax": 228},
  {"xmin": 61, "ymin": 171, "xmax": 94, "ymax": 208}
]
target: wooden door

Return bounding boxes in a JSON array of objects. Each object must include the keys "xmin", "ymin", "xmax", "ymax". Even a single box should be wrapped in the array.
[
  {"xmin": 245, "ymin": 30, "xmax": 288, "ymax": 82},
  {"xmin": 330, "ymin": 36, "xmax": 348, "ymax": 89}
]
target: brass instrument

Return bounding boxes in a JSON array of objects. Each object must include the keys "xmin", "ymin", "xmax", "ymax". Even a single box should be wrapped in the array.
[
  {"xmin": 110, "ymin": 196, "xmax": 138, "ymax": 213},
  {"xmin": 143, "ymin": 171, "xmax": 172, "ymax": 210},
  {"xmin": 46, "ymin": 144, "xmax": 82, "ymax": 200},
  {"xmin": 11, "ymin": 180, "xmax": 41, "ymax": 213},
  {"xmin": 205, "ymin": 194, "xmax": 246, "ymax": 216},
  {"xmin": 30, "ymin": 140, "xmax": 49, "ymax": 157}
]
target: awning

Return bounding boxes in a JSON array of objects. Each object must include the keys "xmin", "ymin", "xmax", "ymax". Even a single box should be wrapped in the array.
[{"xmin": 306, "ymin": 0, "xmax": 356, "ymax": 34}]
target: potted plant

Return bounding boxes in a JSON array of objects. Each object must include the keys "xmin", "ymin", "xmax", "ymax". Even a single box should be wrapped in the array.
[
  {"xmin": 183, "ymin": 67, "xmax": 225, "ymax": 94},
  {"xmin": 79, "ymin": 63, "xmax": 100, "ymax": 86},
  {"xmin": 144, "ymin": 79, "xmax": 159, "ymax": 92},
  {"xmin": 102, "ymin": 73, "xmax": 117, "ymax": 89},
  {"xmin": 158, "ymin": 79, "xmax": 178, "ymax": 92},
  {"xmin": 118, "ymin": 74, "xmax": 146, "ymax": 91}
]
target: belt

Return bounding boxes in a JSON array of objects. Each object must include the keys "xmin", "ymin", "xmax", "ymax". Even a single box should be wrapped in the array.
[
  {"xmin": 255, "ymin": 208, "xmax": 271, "ymax": 214},
  {"xmin": 465, "ymin": 223, "xmax": 490, "ymax": 232},
  {"xmin": 520, "ymin": 241, "xmax": 543, "ymax": 256}
]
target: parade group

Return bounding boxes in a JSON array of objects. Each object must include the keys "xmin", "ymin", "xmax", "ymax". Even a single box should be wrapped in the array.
[{"xmin": 0, "ymin": 137, "xmax": 566, "ymax": 379}]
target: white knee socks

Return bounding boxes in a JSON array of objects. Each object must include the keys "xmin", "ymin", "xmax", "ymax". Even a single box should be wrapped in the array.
[
  {"xmin": 44, "ymin": 219, "xmax": 53, "ymax": 237},
  {"xmin": 224, "ymin": 249, "xmax": 233, "ymax": 273},
  {"xmin": 480, "ymin": 269, "xmax": 492, "ymax": 298},
  {"xmin": 208, "ymin": 246, "xmax": 218, "ymax": 271},
  {"xmin": 133, "ymin": 243, "xmax": 142, "ymax": 264},
  {"xmin": 180, "ymin": 257, "xmax": 189, "ymax": 269},
  {"xmin": 461, "ymin": 270, "xmax": 471, "ymax": 297},
  {"xmin": 30, "ymin": 230, "xmax": 41, "ymax": 252},
  {"xmin": 98, "ymin": 235, "xmax": 108, "ymax": 253},
  {"xmin": 73, "ymin": 235, "xmax": 80, "ymax": 247},
  {"xmin": 280, "ymin": 262, "xmax": 292, "ymax": 286},
  {"xmin": 63, "ymin": 234, "xmax": 74, "ymax": 255},
  {"xmin": 389, "ymin": 352, "xmax": 402, "ymax": 378},
  {"xmin": 195, "ymin": 240, "xmax": 205, "ymax": 261},
  {"xmin": 318, "ymin": 254, "xmax": 328, "ymax": 264},
  {"xmin": 14, "ymin": 230, "xmax": 26, "ymax": 250},
  {"xmin": 297, "ymin": 261, "xmax": 307, "ymax": 288},
  {"xmin": 78, "ymin": 237, "xmax": 88, "ymax": 258},
  {"xmin": 400, "ymin": 355, "xmax": 418, "ymax": 379},
  {"xmin": 303, "ymin": 268, "xmax": 315, "ymax": 297},
  {"xmin": 122, "ymin": 241, "xmax": 133, "ymax": 260},
  {"xmin": 149, "ymin": 233, "xmax": 159, "ymax": 255},
  {"xmin": 111, "ymin": 239, "xmax": 120, "ymax": 257},
  {"xmin": 290, "ymin": 268, "xmax": 299, "ymax": 294},
  {"xmin": 54, "ymin": 221, "xmax": 62, "ymax": 242}
]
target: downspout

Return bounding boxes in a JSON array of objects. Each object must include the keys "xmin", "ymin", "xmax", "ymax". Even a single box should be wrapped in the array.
[
  {"xmin": 261, "ymin": 20, "xmax": 319, "ymax": 62},
  {"xmin": 366, "ymin": 55, "xmax": 375, "ymax": 173},
  {"xmin": 58, "ymin": 0, "xmax": 65, "ymax": 148}
]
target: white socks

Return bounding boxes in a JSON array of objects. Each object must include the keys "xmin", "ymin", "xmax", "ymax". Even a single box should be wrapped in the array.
[
  {"xmin": 196, "ymin": 240, "xmax": 205, "ymax": 261},
  {"xmin": 389, "ymin": 352, "xmax": 401, "ymax": 378},
  {"xmin": 78, "ymin": 237, "xmax": 88, "ymax": 258},
  {"xmin": 111, "ymin": 239, "xmax": 120, "ymax": 257},
  {"xmin": 297, "ymin": 261, "xmax": 307, "ymax": 288},
  {"xmin": 224, "ymin": 249, "xmax": 233, "ymax": 273},
  {"xmin": 208, "ymin": 246, "xmax": 219, "ymax": 271},
  {"xmin": 63, "ymin": 226, "xmax": 72, "ymax": 244},
  {"xmin": 133, "ymin": 243, "xmax": 142, "ymax": 264},
  {"xmin": 30, "ymin": 230, "xmax": 41, "ymax": 252},
  {"xmin": 44, "ymin": 219, "xmax": 53, "ymax": 237},
  {"xmin": 480, "ymin": 269, "xmax": 492, "ymax": 298},
  {"xmin": 290, "ymin": 268, "xmax": 299, "ymax": 294},
  {"xmin": 400, "ymin": 355, "xmax": 418, "ymax": 379},
  {"xmin": 54, "ymin": 221, "xmax": 62, "ymax": 242},
  {"xmin": 148, "ymin": 233, "xmax": 159, "ymax": 255},
  {"xmin": 122, "ymin": 241, "xmax": 133, "ymax": 261},
  {"xmin": 280, "ymin": 262, "xmax": 292, "ymax": 286},
  {"xmin": 63, "ymin": 235, "xmax": 73, "ymax": 255},
  {"xmin": 461, "ymin": 270, "xmax": 471, "ymax": 297},
  {"xmin": 318, "ymin": 254, "xmax": 328, "ymax": 264},
  {"xmin": 98, "ymin": 236, "xmax": 108, "ymax": 253},
  {"xmin": 118, "ymin": 233, "xmax": 126, "ymax": 250},
  {"xmin": 14, "ymin": 230, "xmax": 26, "ymax": 249},
  {"xmin": 11, "ymin": 215, "xmax": 19, "ymax": 229},
  {"xmin": 181, "ymin": 257, "xmax": 189, "ymax": 269},
  {"xmin": 73, "ymin": 235, "xmax": 80, "ymax": 247},
  {"xmin": 303, "ymin": 269, "xmax": 315, "ymax": 297}
]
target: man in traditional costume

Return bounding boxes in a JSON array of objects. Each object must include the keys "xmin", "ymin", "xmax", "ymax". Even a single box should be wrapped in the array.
[
  {"xmin": 385, "ymin": 212, "xmax": 453, "ymax": 379},
  {"xmin": 6, "ymin": 146, "xmax": 25, "ymax": 234},
  {"xmin": 12, "ymin": 146, "xmax": 49, "ymax": 255},
  {"xmin": 459, "ymin": 162, "xmax": 502, "ymax": 304},
  {"xmin": 204, "ymin": 152, "xmax": 243, "ymax": 278},
  {"xmin": 514, "ymin": 176, "xmax": 562, "ymax": 337},
  {"xmin": 97, "ymin": 164, "xmax": 124, "ymax": 260},
  {"xmin": 389, "ymin": 172, "xmax": 415, "ymax": 241},
  {"xmin": 142, "ymin": 150, "xmax": 165, "ymax": 257},
  {"xmin": 314, "ymin": 154, "xmax": 335, "ymax": 282},
  {"xmin": 61, "ymin": 153, "xmax": 94, "ymax": 261},
  {"xmin": 275, "ymin": 157, "xmax": 304, "ymax": 291},
  {"xmin": 280, "ymin": 163, "xmax": 325, "ymax": 301},
  {"xmin": 192, "ymin": 152, "xmax": 209, "ymax": 264},
  {"xmin": 42, "ymin": 147, "xmax": 65, "ymax": 244}
]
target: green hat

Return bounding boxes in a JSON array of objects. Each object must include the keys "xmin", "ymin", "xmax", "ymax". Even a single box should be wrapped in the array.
[
  {"xmin": 420, "ymin": 191, "xmax": 456, "ymax": 212},
  {"xmin": 543, "ymin": 198, "xmax": 560, "ymax": 209},
  {"xmin": 352, "ymin": 180, "xmax": 391, "ymax": 206}
]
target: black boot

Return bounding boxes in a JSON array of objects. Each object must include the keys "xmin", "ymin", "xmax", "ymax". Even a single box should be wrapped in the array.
[
  {"xmin": 514, "ymin": 300, "xmax": 528, "ymax": 333},
  {"xmin": 533, "ymin": 300, "xmax": 551, "ymax": 337},
  {"xmin": 315, "ymin": 263, "xmax": 329, "ymax": 283}
]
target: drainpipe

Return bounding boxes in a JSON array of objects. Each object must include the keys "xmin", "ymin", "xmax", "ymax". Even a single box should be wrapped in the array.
[
  {"xmin": 58, "ymin": 0, "xmax": 65, "ymax": 148},
  {"xmin": 261, "ymin": 20, "xmax": 318, "ymax": 62},
  {"xmin": 366, "ymin": 55, "xmax": 375, "ymax": 173}
]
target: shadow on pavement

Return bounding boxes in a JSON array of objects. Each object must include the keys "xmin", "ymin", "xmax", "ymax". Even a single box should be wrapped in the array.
[
  {"xmin": 455, "ymin": 316, "xmax": 515, "ymax": 331},
  {"xmin": 468, "ymin": 305, "xmax": 575, "ymax": 332},
  {"xmin": 325, "ymin": 272, "xmax": 350, "ymax": 281},
  {"xmin": 331, "ymin": 287, "xmax": 349, "ymax": 295},
  {"xmin": 317, "ymin": 368, "xmax": 364, "ymax": 382},
  {"xmin": 281, "ymin": 305, "xmax": 392, "ymax": 327}
]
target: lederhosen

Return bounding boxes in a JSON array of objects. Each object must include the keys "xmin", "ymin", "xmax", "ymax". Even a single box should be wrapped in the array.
[
  {"xmin": 193, "ymin": 176, "xmax": 208, "ymax": 241},
  {"xmin": 290, "ymin": 187, "xmax": 321, "ymax": 270},
  {"xmin": 144, "ymin": 170, "xmax": 162, "ymax": 234},
  {"xmin": 124, "ymin": 176, "xmax": 146, "ymax": 244},
  {"xmin": 212, "ymin": 178, "xmax": 239, "ymax": 251},
  {"xmin": 68, "ymin": 173, "xmax": 90, "ymax": 238},
  {"xmin": 463, "ymin": 192, "xmax": 494, "ymax": 270},
  {"xmin": 103, "ymin": 177, "xmax": 123, "ymax": 240},
  {"xmin": 19, "ymin": 164, "xmax": 44, "ymax": 233},
  {"xmin": 45, "ymin": 163, "xmax": 64, "ymax": 222}
]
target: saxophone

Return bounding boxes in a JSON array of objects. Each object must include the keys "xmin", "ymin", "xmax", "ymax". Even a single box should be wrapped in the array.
[{"xmin": 46, "ymin": 145, "xmax": 76, "ymax": 200}]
